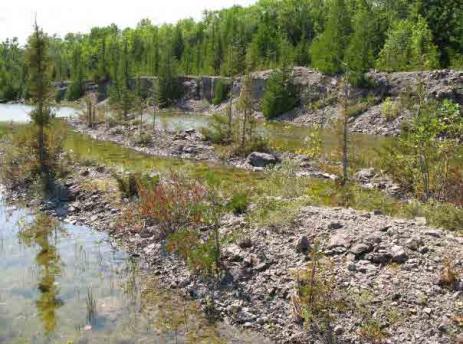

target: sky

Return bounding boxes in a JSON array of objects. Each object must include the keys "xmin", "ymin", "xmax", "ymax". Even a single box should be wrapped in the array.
[{"xmin": 0, "ymin": 0, "xmax": 257, "ymax": 44}]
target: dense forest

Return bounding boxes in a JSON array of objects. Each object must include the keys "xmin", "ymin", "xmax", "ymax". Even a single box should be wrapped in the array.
[{"xmin": 1, "ymin": 0, "xmax": 463, "ymax": 101}]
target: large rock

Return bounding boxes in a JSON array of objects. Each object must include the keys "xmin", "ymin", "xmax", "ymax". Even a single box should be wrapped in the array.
[{"xmin": 246, "ymin": 152, "xmax": 279, "ymax": 168}]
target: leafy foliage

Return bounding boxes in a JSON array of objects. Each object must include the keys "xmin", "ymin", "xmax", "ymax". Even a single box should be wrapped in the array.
[
  {"xmin": 1, "ymin": 0, "xmax": 461, "ymax": 98},
  {"xmin": 381, "ymin": 99, "xmax": 463, "ymax": 202},
  {"xmin": 310, "ymin": 0, "xmax": 351, "ymax": 74},
  {"xmin": 376, "ymin": 17, "xmax": 439, "ymax": 71}
]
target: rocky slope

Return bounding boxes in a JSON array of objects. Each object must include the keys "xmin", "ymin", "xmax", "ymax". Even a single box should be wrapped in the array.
[
  {"xmin": 7, "ymin": 162, "xmax": 461, "ymax": 344},
  {"xmin": 57, "ymin": 68, "xmax": 463, "ymax": 137}
]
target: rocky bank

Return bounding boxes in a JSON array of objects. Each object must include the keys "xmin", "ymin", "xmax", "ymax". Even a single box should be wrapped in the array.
[{"xmin": 3, "ymin": 161, "xmax": 461, "ymax": 344}]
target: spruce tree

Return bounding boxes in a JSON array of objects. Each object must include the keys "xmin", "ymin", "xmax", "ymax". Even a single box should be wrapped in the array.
[
  {"xmin": 344, "ymin": 2, "xmax": 381, "ymax": 85},
  {"xmin": 25, "ymin": 22, "xmax": 54, "ymax": 183},
  {"xmin": 310, "ymin": 0, "xmax": 351, "ymax": 74},
  {"xmin": 66, "ymin": 45, "xmax": 84, "ymax": 100},
  {"xmin": 261, "ymin": 67, "xmax": 299, "ymax": 119},
  {"xmin": 157, "ymin": 46, "xmax": 181, "ymax": 108}
]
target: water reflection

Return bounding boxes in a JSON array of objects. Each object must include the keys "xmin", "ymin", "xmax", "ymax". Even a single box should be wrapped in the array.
[{"xmin": 17, "ymin": 213, "xmax": 64, "ymax": 335}]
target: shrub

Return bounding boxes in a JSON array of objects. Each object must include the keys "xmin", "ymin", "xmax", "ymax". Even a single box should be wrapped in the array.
[
  {"xmin": 200, "ymin": 114, "xmax": 231, "ymax": 144},
  {"xmin": 292, "ymin": 242, "xmax": 345, "ymax": 341},
  {"xmin": 113, "ymin": 172, "xmax": 159, "ymax": 199},
  {"xmin": 438, "ymin": 257, "xmax": 461, "ymax": 290},
  {"xmin": 133, "ymin": 132, "xmax": 152, "ymax": 146},
  {"xmin": 227, "ymin": 192, "xmax": 249, "ymax": 215},
  {"xmin": 228, "ymin": 136, "xmax": 270, "ymax": 158},
  {"xmin": 261, "ymin": 68, "xmax": 299, "ymax": 119},
  {"xmin": 166, "ymin": 229, "xmax": 221, "ymax": 275},
  {"xmin": 381, "ymin": 98, "xmax": 400, "ymax": 121},
  {"xmin": 138, "ymin": 174, "xmax": 210, "ymax": 235},
  {"xmin": 380, "ymin": 99, "xmax": 462, "ymax": 203},
  {"xmin": 0, "ymin": 121, "xmax": 66, "ymax": 190}
]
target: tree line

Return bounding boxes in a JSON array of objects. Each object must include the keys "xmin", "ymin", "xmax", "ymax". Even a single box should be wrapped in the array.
[{"xmin": 1, "ymin": 0, "xmax": 462, "ymax": 101}]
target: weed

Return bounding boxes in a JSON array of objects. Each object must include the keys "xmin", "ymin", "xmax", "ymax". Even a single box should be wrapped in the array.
[
  {"xmin": 358, "ymin": 321, "xmax": 389, "ymax": 344},
  {"xmin": 292, "ymin": 242, "xmax": 346, "ymax": 342}
]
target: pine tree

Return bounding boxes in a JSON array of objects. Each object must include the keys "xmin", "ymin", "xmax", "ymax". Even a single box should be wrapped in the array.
[
  {"xmin": 66, "ymin": 45, "xmax": 84, "ymax": 100},
  {"xmin": 261, "ymin": 67, "xmax": 299, "ymax": 119},
  {"xmin": 344, "ymin": 2, "xmax": 381, "ymax": 85},
  {"xmin": 25, "ymin": 22, "xmax": 54, "ymax": 183},
  {"xmin": 157, "ymin": 46, "xmax": 181, "ymax": 108},
  {"xmin": 310, "ymin": 0, "xmax": 351, "ymax": 74}
]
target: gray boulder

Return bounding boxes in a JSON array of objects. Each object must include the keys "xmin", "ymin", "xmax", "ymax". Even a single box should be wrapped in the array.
[{"xmin": 246, "ymin": 152, "xmax": 279, "ymax": 168}]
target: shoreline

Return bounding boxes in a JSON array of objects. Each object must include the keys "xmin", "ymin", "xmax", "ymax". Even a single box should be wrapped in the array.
[{"xmin": 2, "ymin": 157, "xmax": 462, "ymax": 343}]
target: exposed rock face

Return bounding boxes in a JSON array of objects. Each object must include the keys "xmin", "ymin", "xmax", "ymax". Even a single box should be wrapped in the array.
[
  {"xmin": 56, "ymin": 68, "xmax": 463, "ymax": 137},
  {"xmin": 246, "ymin": 152, "xmax": 279, "ymax": 168}
]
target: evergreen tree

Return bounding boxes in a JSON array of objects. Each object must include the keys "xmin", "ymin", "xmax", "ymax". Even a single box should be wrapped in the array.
[
  {"xmin": 310, "ymin": 0, "xmax": 351, "ymax": 74},
  {"xmin": 261, "ymin": 67, "xmax": 299, "ymax": 119},
  {"xmin": 157, "ymin": 47, "xmax": 181, "ymax": 108},
  {"xmin": 109, "ymin": 39, "xmax": 134, "ymax": 120},
  {"xmin": 66, "ymin": 45, "xmax": 84, "ymax": 100},
  {"xmin": 25, "ymin": 22, "xmax": 54, "ymax": 183},
  {"xmin": 344, "ymin": 1, "xmax": 382, "ymax": 85}
]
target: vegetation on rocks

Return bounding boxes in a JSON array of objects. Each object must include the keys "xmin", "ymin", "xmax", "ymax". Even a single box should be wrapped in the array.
[{"xmin": 261, "ymin": 68, "xmax": 299, "ymax": 119}]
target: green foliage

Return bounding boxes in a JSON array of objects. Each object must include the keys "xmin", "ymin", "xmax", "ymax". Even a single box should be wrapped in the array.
[
  {"xmin": 382, "ymin": 97, "xmax": 401, "ymax": 121},
  {"xmin": 310, "ymin": 0, "xmax": 351, "ymax": 74},
  {"xmin": 26, "ymin": 23, "xmax": 54, "ymax": 127},
  {"xmin": 376, "ymin": 16, "xmax": 440, "ymax": 71},
  {"xmin": 261, "ymin": 68, "xmax": 299, "ymax": 119},
  {"xmin": 113, "ymin": 172, "xmax": 159, "ymax": 199},
  {"xmin": 0, "ymin": 38, "xmax": 25, "ymax": 101},
  {"xmin": 211, "ymin": 79, "xmax": 228, "ymax": 105},
  {"xmin": 157, "ymin": 48, "xmax": 182, "ymax": 108},
  {"xmin": 0, "ymin": 121, "xmax": 66, "ymax": 189},
  {"xmin": 200, "ymin": 114, "xmax": 231, "ymax": 144},
  {"xmin": 166, "ymin": 230, "xmax": 220, "ymax": 275},
  {"xmin": 1, "ymin": 0, "xmax": 462, "ymax": 100},
  {"xmin": 227, "ymin": 192, "xmax": 249, "ymax": 215},
  {"xmin": 381, "ymin": 99, "xmax": 462, "ymax": 202},
  {"xmin": 344, "ymin": 2, "xmax": 383, "ymax": 86},
  {"xmin": 66, "ymin": 46, "xmax": 84, "ymax": 101}
]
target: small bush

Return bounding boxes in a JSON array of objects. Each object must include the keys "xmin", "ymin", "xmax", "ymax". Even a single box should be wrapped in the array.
[
  {"xmin": 438, "ymin": 257, "xmax": 461, "ymax": 290},
  {"xmin": 134, "ymin": 132, "xmax": 152, "ymax": 146},
  {"xmin": 227, "ymin": 192, "xmax": 249, "ymax": 215},
  {"xmin": 358, "ymin": 321, "xmax": 389, "ymax": 343},
  {"xmin": 381, "ymin": 98, "xmax": 400, "ymax": 121},
  {"xmin": 113, "ymin": 173, "xmax": 159, "ymax": 199},
  {"xmin": 138, "ymin": 174, "xmax": 210, "ymax": 235},
  {"xmin": 228, "ymin": 136, "xmax": 271, "ymax": 158},
  {"xmin": 292, "ymin": 243, "xmax": 345, "ymax": 341},
  {"xmin": 200, "ymin": 114, "xmax": 231, "ymax": 144},
  {"xmin": 166, "ymin": 229, "xmax": 220, "ymax": 275}
]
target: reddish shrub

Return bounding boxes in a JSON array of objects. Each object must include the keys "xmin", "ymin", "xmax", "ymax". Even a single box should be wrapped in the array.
[{"xmin": 138, "ymin": 174, "xmax": 210, "ymax": 235}]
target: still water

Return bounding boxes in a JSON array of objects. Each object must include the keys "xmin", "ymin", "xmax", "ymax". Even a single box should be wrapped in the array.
[
  {"xmin": 0, "ymin": 195, "xmax": 267, "ymax": 344},
  {"xmin": 0, "ymin": 104, "xmax": 76, "ymax": 123}
]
